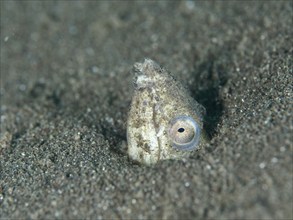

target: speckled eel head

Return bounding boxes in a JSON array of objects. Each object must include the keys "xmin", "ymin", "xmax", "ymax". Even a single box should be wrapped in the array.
[{"xmin": 127, "ymin": 59, "xmax": 207, "ymax": 165}]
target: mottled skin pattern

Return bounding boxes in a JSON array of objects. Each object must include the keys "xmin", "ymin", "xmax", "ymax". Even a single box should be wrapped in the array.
[{"xmin": 127, "ymin": 59, "xmax": 207, "ymax": 165}]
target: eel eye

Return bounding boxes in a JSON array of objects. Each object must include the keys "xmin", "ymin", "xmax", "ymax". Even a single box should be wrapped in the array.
[{"xmin": 168, "ymin": 115, "xmax": 201, "ymax": 151}]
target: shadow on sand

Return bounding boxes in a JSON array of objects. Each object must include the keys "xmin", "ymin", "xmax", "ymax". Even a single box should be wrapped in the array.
[{"xmin": 190, "ymin": 52, "xmax": 227, "ymax": 138}]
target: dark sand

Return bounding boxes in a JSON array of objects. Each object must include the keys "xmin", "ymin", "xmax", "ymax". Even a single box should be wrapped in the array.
[{"xmin": 0, "ymin": 1, "xmax": 292, "ymax": 219}]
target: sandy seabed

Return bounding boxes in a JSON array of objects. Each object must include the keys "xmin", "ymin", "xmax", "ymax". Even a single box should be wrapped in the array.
[{"xmin": 1, "ymin": 1, "xmax": 292, "ymax": 219}]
